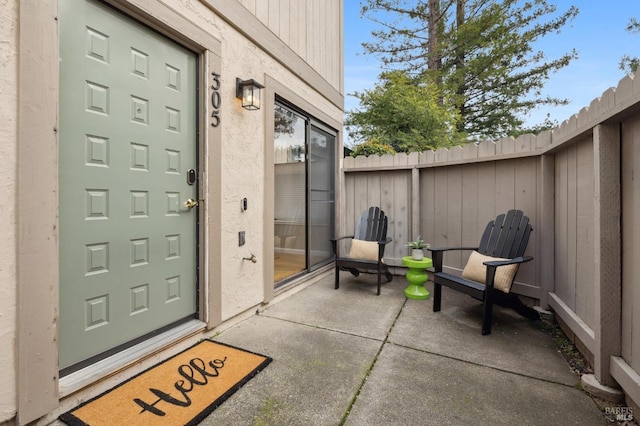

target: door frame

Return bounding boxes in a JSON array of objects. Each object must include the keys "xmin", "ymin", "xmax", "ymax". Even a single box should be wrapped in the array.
[
  {"xmin": 263, "ymin": 74, "xmax": 343, "ymax": 302},
  {"xmin": 17, "ymin": 0, "xmax": 222, "ymax": 422},
  {"xmin": 272, "ymin": 100, "xmax": 337, "ymax": 285}
]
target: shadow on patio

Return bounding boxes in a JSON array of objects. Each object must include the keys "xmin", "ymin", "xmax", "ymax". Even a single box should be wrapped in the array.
[{"xmin": 202, "ymin": 271, "xmax": 607, "ymax": 425}]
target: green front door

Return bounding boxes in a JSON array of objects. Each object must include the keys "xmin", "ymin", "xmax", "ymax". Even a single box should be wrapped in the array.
[{"xmin": 59, "ymin": 0, "xmax": 199, "ymax": 371}]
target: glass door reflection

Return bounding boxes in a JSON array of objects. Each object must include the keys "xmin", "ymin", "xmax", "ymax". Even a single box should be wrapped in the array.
[
  {"xmin": 273, "ymin": 102, "xmax": 336, "ymax": 285},
  {"xmin": 274, "ymin": 104, "xmax": 307, "ymax": 283},
  {"xmin": 308, "ymin": 124, "xmax": 335, "ymax": 269}
]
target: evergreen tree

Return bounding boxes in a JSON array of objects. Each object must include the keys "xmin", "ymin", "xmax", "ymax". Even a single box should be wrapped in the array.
[
  {"xmin": 620, "ymin": 17, "xmax": 640, "ymax": 75},
  {"xmin": 349, "ymin": 140, "xmax": 397, "ymax": 157},
  {"xmin": 360, "ymin": 0, "xmax": 578, "ymax": 139},
  {"xmin": 345, "ymin": 70, "xmax": 464, "ymax": 152}
]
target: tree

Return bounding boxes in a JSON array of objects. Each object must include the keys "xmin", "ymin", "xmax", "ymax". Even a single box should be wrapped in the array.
[
  {"xmin": 360, "ymin": 0, "xmax": 579, "ymax": 139},
  {"xmin": 508, "ymin": 113, "xmax": 557, "ymax": 138},
  {"xmin": 620, "ymin": 17, "xmax": 640, "ymax": 75},
  {"xmin": 345, "ymin": 70, "xmax": 464, "ymax": 152},
  {"xmin": 350, "ymin": 140, "xmax": 397, "ymax": 157},
  {"xmin": 274, "ymin": 104, "xmax": 298, "ymax": 137}
]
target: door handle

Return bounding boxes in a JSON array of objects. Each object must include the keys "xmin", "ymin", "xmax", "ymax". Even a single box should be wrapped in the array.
[{"xmin": 184, "ymin": 198, "xmax": 199, "ymax": 209}]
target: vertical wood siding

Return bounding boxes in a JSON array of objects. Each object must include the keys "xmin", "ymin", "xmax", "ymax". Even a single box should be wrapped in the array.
[
  {"xmin": 239, "ymin": 0, "xmax": 342, "ymax": 90},
  {"xmin": 554, "ymin": 136, "xmax": 596, "ymax": 330}
]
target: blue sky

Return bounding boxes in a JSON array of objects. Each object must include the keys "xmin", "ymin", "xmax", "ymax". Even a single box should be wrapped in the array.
[{"xmin": 343, "ymin": 1, "xmax": 638, "ymax": 142}]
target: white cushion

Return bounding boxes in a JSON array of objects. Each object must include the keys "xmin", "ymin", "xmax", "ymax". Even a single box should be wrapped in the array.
[
  {"xmin": 348, "ymin": 239, "xmax": 380, "ymax": 261},
  {"xmin": 462, "ymin": 251, "xmax": 519, "ymax": 293}
]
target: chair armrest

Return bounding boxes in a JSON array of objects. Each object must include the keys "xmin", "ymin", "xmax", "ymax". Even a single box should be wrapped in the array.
[
  {"xmin": 427, "ymin": 246, "xmax": 478, "ymax": 253},
  {"xmin": 428, "ymin": 247, "xmax": 478, "ymax": 272},
  {"xmin": 376, "ymin": 238, "xmax": 392, "ymax": 260},
  {"xmin": 330, "ymin": 236, "xmax": 355, "ymax": 256},
  {"xmin": 330, "ymin": 236, "xmax": 353, "ymax": 256},
  {"xmin": 483, "ymin": 256, "xmax": 533, "ymax": 267},
  {"xmin": 483, "ymin": 256, "xmax": 533, "ymax": 290},
  {"xmin": 330, "ymin": 235, "xmax": 355, "ymax": 243}
]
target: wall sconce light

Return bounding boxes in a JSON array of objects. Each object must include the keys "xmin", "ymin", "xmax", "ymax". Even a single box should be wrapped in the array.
[{"xmin": 236, "ymin": 78, "xmax": 265, "ymax": 110}]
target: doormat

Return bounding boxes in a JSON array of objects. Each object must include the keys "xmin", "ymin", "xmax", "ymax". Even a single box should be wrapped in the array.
[{"xmin": 60, "ymin": 340, "xmax": 272, "ymax": 426}]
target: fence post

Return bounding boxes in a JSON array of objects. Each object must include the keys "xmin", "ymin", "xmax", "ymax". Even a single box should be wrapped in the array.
[
  {"xmin": 538, "ymin": 153, "xmax": 555, "ymax": 309},
  {"xmin": 593, "ymin": 123, "xmax": 622, "ymax": 387}
]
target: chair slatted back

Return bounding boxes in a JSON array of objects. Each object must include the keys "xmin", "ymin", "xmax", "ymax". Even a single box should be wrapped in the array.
[
  {"xmin": 354, "ymin": 207, "xmax": 388, "ymax": 242},
  {"xmin": 478, "ymin": 210, "xmax": 532, "ymax": 258}
]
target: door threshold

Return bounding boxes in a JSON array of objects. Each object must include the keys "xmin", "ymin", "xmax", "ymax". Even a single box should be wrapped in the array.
[{"xmin": 59, "ymin": 319, "xmax": 205, "ymax": 397}]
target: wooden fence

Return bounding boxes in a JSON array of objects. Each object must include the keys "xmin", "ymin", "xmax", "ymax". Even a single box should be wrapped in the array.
[{"xmin": 340, "ymin": 74, "xmax": 640, "ymax": 406}]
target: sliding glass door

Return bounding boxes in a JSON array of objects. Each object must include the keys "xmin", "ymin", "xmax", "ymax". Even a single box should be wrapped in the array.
[
  {"xmin": 274, "ymin": 105, "xmax": 306, "ymax": 283},
  {"xmin": 273, "ymin": 101, "xmax": 335, "ymax": 284},
  {"xmin": 308, "ymin": 124, "xmax": 335, "ymax": 269}
]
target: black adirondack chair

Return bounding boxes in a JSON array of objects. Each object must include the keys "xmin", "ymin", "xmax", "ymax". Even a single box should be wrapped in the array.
[
  {"xmin": 429, "ymin": 210, "xmax": 539, "ymax": 335},
  {"xmin": 330, "ymin": 207, "xmax": 393, "ymax": 295}
]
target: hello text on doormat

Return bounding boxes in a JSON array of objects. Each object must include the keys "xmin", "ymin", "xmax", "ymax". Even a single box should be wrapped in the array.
[{"xmin": 60, "ymin": 340, "xmax": 272, "ymax": 426}]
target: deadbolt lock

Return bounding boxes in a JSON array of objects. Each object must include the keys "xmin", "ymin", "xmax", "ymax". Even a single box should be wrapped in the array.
[{"xmin": 187, "ymin": 169, "xmax": 197, "ymax": 185}]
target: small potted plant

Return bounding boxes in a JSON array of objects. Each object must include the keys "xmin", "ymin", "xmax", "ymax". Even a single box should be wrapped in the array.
[{"xmin": 406, "ymin": 235, "xmax": 428, "ymax": 260}]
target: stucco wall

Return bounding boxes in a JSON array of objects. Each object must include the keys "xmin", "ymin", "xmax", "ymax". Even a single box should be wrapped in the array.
[
  {"xmin": 0, "ymin": 0, "xmax": 18, "ymax": 420},
  {"xmin": 136, "ymin": 0, "xmax": 344, "ymax": 320}
]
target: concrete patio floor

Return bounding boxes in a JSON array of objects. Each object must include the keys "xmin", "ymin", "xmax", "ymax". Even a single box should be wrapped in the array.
[{"xmin": 201, "ymin": 271, "xmax": 607, "ymax": 425}]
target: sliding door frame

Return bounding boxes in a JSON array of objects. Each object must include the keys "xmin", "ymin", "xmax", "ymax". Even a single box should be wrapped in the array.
[{"xmin": 263, "ymin": 74, "xmax": 342, "ymax": 302}]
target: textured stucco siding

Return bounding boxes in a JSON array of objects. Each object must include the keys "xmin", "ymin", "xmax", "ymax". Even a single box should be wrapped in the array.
[{"xmin": 173, "ymin": 1, "xmax": 342, "ymax": 319}]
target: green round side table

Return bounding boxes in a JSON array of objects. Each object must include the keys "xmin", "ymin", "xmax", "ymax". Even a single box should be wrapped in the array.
[{"xmin": 402, "ymin": 256, "xmax": 433, "ymax": 300}]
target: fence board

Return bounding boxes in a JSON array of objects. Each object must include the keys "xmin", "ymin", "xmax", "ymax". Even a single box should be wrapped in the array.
[
  {"xmin": 537, "ymin": 155, "xmax": 555, "ymax": 306},
  {"xmin": 461, "ymin": 165, "xmax": 480, "ymax": 252},
  {"xmin": 495, "ymin": 160, "xmax": 516, "ymax": 213},
  {"xmin": 353, "ymin": 173, "xmax": 369, "ymax": 220},
  {"xmin": 575, "ymin": 139, "xmax": 595, "ymax": 327},
  {"xmin": 476, "ymin": 162, "xmax": 497, "ymax": 231},
  {"xmin": 380, "ymin": 171, "xmax": 396, "ymax": 257},
  {"xmin": 567, "ymin": 145, "xmax": 578, "ymax": 313},
  {"xmin": 391, "ymin": 171, "xmax": 411, "ymax": 260},
  {"xmin": 554, "ymin": 150, "xmax": 571, "ymax": 307},
  {"xmin": 433, "ymin": 168, "xmax": 451, "ymax": 261},
  {"xmin": 368, "ymin": 173, "xmax": 382, "ymax": 213},
  {"xmin": 347, "ymin": 173, "xmax": 368, "ymax": 254},
  {"xmin": 514, "ymin": 157, "xmax": 538, "ymax": 284},
  {"xmin": 343, "ymin": 168, "xmax": 354, "ymax": 233},
  {"xmin": 446, "ymin": 166, "xmax": 464, "ymax": 268},
  {"xmin": 420, "ymin": 168, "xmax": 436, "ymax": 249}
]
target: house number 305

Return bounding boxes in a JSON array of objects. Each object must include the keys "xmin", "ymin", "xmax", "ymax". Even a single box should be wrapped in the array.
[{"xmin": 211, "ymin": 72, "xmax": 221, "ymax": 127}]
